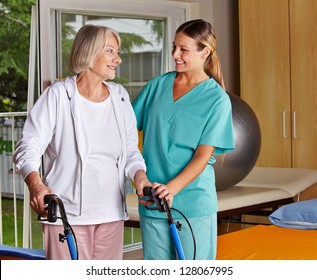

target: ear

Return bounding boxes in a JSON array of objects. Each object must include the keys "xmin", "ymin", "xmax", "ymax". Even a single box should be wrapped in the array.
[{"xmin": 202, "ymin": 47, "xmax": 211, "ymax": 59}]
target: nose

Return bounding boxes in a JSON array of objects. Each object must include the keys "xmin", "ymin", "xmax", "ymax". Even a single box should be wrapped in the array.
[
  {"xmin": 172, "ymin": 48, "xmax": 179, "ymax": 59},
  {"xmin": 114, "ymin": 54, "xmax": 122, "ymax": 65}
]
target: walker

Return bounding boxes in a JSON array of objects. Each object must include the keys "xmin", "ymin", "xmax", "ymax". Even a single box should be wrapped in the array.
[
  {"xmin": 39, "ymin": 194, "xmax": 78, "ymax": 260},
  {"xmin": 143, "ymin": 186, "xmax": 190, "ymax": 260}
]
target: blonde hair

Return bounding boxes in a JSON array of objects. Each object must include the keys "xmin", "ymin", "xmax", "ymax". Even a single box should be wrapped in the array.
[
  {"xmin": 176, "ymin": 19, "xmax": 225, "ymax": 90},
  {"xmin": 68, "ymin": 24, "xmax": 121, "ymax": 74}
]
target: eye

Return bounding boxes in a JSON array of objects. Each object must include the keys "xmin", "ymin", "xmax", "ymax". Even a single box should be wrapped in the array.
[{"xmin": 106, "ymin": 48, "xmax": 115, "ymax": 54}]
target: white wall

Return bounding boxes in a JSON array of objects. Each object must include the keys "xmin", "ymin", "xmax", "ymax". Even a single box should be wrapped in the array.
[{"xmin": 166, "ymin": 0, "xmax": 240, "ymax": 96}]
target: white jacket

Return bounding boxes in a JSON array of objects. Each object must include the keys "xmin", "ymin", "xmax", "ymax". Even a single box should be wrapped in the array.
[{"xmin": 13, "ymin": 76, "xmax": 146, "ymax": 219}]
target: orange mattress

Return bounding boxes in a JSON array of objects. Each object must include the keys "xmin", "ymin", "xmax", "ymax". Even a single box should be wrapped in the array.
[{"xmin": 216, "ymin": 225, "xmax": 317, "ymax": 260}]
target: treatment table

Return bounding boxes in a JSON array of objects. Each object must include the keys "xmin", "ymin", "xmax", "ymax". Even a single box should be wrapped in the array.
[{"xmin": 125, "ymin": 167, "xmax": 317, "ymax": 226}]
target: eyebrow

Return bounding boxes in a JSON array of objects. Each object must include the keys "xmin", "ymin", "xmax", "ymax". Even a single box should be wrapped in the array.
[{"xmin": 173, "ymin": 44, "xmax": 189, "ymax": 49}]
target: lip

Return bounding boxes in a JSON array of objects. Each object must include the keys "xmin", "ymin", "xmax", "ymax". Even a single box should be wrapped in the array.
[
  {"xmin": 107, "ymin": 65, "xmax": 117, "ymax": 70},
  {"xmin": 175, "ymin": 60, "xmax": 185, "ymax": 65}
]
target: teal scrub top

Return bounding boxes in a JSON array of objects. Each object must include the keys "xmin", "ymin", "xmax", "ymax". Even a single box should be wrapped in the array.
[{"xmin": 133, "ymin": 71, "xmax": 234, "ymax": 219}]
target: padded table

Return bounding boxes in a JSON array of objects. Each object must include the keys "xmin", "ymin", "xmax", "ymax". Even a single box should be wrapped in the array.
[
  {"xmin": 125, "ymin": 167, "xmax": 317, "ymax": 226},
  {"xmin": 217, "ymin": 225, "xmax": 317, "ymax": 260},
  {"xmin": 235, "ymin": 167, "xmax": 317, "ymax": 197},
  {"xmin": 217, "ymin": 167, "xmax": 317, "ymax": 218}
]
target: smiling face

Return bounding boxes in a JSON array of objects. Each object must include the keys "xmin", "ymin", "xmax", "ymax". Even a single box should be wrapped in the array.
[
  {"xmin": 90, "ymin": 33, "xmax": 122, "ymax": 80},
  {"xmin": 172, "ymin": 32, "xmax": 210, "ymax": 74}
]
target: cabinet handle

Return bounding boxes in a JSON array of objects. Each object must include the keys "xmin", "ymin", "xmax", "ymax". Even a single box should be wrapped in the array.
[
  {"xmin": 282, "ymin": 111, "xmax": 287, "ymax": 139},
  {"xmin": 293, "ymin": 111, "xmax": 298, "ymax": 139}
]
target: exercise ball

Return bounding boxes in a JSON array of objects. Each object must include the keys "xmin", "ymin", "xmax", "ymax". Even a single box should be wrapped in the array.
[{"xmin": 214, "ymin": 92, "xmax": 261, "ymax": 191}]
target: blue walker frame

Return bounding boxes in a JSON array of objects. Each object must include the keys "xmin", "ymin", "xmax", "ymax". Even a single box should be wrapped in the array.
[
  {"xmin": 143, "ymin": 187, "xmax": 186, "ymax": 260},
  {"xmin": 41, "ymin": 194, "xmax": 78, "ymax": 260}
]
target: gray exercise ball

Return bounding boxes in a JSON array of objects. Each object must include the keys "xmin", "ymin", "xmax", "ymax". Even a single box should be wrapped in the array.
[{"xmin": 214, "ymin": 92, "xmax": 261, "ymax": 191}]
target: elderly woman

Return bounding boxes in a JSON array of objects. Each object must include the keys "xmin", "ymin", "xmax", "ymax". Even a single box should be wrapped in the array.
[{"xmin": 13, "ymin": 24, "xmax": 151, "ymax": 260}]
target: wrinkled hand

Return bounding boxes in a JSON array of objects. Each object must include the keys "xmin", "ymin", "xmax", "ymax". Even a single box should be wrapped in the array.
[
  {"xmin": 134, "ymin": 169, "xmax": 152, "ymax": 198},
  {"xmin": 29, "ymin": 183, "xmax": 54, "ymax": 217},
  {"xmin": 25, "ymin": 172, "xmax": 54, "ymax": 217}
]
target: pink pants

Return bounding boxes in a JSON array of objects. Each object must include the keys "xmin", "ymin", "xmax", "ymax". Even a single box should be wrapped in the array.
[{"xmin": 42, "ymin": 221, "xmax": 124, "ymax": 260}]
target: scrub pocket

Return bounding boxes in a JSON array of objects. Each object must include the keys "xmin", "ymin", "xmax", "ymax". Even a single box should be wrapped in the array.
[{"xmin": 171, "ymin": 112, "xmax": 204, "ymax": 148}]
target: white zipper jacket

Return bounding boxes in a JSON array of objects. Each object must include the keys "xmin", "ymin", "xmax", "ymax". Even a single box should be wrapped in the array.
[{"xmin": 13, "ymin": 76, "xmax": 146, "ymax": 219}]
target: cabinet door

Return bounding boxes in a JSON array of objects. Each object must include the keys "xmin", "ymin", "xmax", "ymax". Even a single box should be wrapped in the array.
[
  {"xmin": 290, "ymin": 0, "xmax": 317, "ymax": 168},
  {"xmin": 239, "ymin": 0, "xmax": 291, "ymax": 167}
]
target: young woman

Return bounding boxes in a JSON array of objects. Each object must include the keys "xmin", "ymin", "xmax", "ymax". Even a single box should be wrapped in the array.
[{"xmin": 133, "ymin": 19, "xmax": 234, "ymax": 260}]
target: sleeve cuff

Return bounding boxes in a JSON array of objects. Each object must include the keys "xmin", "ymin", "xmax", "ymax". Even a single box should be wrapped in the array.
[{"xmin": 126, "ymin": 163, "xmax": 146, "ymax": 182}]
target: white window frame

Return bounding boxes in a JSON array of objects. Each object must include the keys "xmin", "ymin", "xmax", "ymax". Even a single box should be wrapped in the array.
[{"xmin": 37, "ymin": 0, "xmax": 199, "ymax": 92}]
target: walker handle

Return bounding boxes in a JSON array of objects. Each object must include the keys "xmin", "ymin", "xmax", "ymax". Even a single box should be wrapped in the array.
[
  {"xmin": 143, "ymin": 186, "xmax": 153, "ymax": 197},
  {"xmin": 143, "ymin": 187, "xmax": 165, "ymax": 212},
  {"xmin": 44, "ymin": 194, "xmax": 58, "ymax": 223}
]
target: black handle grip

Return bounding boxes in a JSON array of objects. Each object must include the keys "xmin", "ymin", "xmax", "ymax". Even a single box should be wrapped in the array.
[
  {"xmin": 44, "ymin": 194, "xmax": 58, "ymax": 204},
  {"xmin": 44, "ymin": 194, "xmax": 58, "ymax": 223},
  {"xmin": 143, "ymin": 186, "xmax": 153, "ymax": 196},
  {"xmin": 142, "ymin": 186, "xmax": 165, "ymax": 212}
]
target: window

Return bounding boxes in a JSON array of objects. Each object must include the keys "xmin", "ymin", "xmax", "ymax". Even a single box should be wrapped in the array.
[
  {"xmin": 59, "ymin": 14, "xmax": 165, "ymax": 101},
  {"xmin": 37, "ymin": 0, "xmax": 196, "ymax": 100}
]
